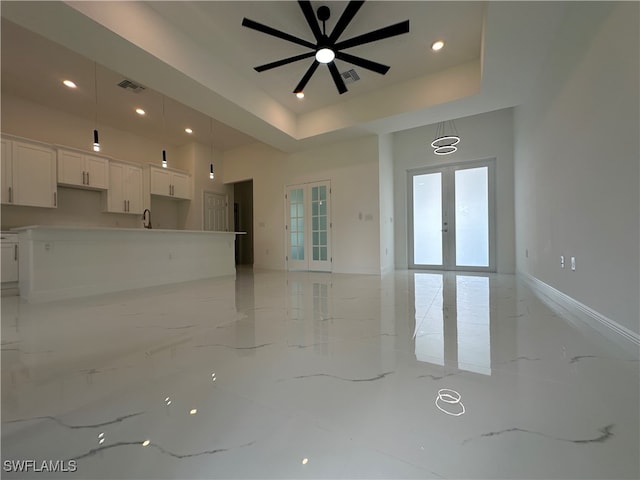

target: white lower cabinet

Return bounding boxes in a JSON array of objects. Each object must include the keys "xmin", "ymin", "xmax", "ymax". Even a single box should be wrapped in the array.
[
  {"xmin": 1, "ymin": 136, "xmax": 57, "ymax": 208},
  {"xmin": 104, "ymin": 162, "xmax": 143, "ymax": 214},
  {"xmin": 57, "ymin": 149, "xmax": 109, "ymax": 190},
  {"xmin": 1, "ymin": 234, "xmax": 19, "ymax": 284}
]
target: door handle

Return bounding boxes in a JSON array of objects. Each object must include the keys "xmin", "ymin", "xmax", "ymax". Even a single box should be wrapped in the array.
[
  {"xmin": 441, "ymin": 229, "xmax": 448, "ymax": 232},
  {"xmin": 82, "ymin": 171, "xmax": 86, "ymax": 184},
  {"xmin": 14, "ymin": 244, "xmax": 18, "ymax": 261},
  {"xmin": 54, "ymin": 192, "xmax": 57, "ymax": 206},
  {"xmin": 87, "ymin": 172, "xmax": 90, "ymax": 185},
  {"xmin": 8, "ymin": 186, "xmax": 12, "ymax": 203}
]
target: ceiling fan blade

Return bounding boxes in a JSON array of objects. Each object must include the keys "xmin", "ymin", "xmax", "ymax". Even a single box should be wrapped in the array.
[
  {"xmin": 334, "ymin": 20, "xmax": 409, "ymax": 50},
  {"xmin": 328, "ymin": 61, "xmax": 348, "ymax": 94},
  {"xmin": 255, "ymin": 52, "xmax": 316, "ymax": 72},
  {"xmin": 329, "ymin": 1, "xmax": 365, "ymax": 43},
  {"xmin": 298, "ymin": 1, "xmax": 323, "ymax": 41},
  {"xmin": 242, "ymin": 18, "xmax": 316, "ymax": 50},
  {"xmin": 335, "ymin": 51, "xmax": 390, "ymax": 75},
  {"xmin": 293, "ymin": 60, "xmax": 320, "ymax": 93}
]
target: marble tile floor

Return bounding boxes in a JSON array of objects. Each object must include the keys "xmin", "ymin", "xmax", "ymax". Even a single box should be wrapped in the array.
[{"xmin": 1, "ymin": 269, "xmax": 638, "ymax": 479}]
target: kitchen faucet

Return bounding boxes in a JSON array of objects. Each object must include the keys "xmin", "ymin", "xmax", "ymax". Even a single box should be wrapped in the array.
[{"xmin": 142, "ymin": 209, "xmax": 152, "ymax": 229}]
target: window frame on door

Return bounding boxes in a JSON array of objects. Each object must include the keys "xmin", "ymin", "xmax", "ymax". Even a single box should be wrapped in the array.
[{"xmin": 407, "ymin": 158, "xmax": 497, "ymax": 272}]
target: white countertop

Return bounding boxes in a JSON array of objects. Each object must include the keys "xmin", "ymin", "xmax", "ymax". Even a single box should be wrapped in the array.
[{"xmin": 11, "ymin": 225, "xmax": 245, "ymax": 235}]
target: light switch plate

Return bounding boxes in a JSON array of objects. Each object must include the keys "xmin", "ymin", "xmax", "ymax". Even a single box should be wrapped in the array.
[
  {"xmin": 571, "ymin": 257, "xmax": 576, "ymax": 271},
  {"xmin": 560, "ymin": 255, "xmax": 565, "ymax": 268}
]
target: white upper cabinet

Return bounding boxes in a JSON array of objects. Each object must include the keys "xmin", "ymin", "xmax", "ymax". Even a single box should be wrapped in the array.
[
  {"xmin": 150, "ymin": 166, "xmax": 191, "ymax": 200},
  {"xmin": 104, "ymin": 161, "xmax": 143, "ymax": 214},
  {"xmin": 2, "ymin": 136, "xmax": 57, "ymax": 208},
  {"xmin": 58, "ymin": 149, "xmax": 109, "ymax": 190}
]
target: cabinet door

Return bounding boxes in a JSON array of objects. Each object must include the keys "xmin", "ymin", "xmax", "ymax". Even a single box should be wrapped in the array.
[
  {"xmin": 12, "ymin": 141, "xmax": 57, "ymax": 208},
  {"xmin": 1, "ymin": 242, "xmax": 18, "ymax": 283},
  {"xmin": 126, "ymin": 165, "xmax": 144, "ymax": 214},
  {"xmin": 107, "ymin": 162, "xmax": 126, "ymax": 213},
  {"xmin": 57, "ymin": 149, "xmax": 84, "ymax": 186},
  {"xmin": 150, "ymin": 167, "xmax": 171, "ymax": 196},
  {"xmin": 85, "ymin": 155, "xmax": 109, "ymax": 190},
  {"xmin": 1, "ymin": 138, "xmax": 12, "ymax": 204},
  {"xmin": 171, "ymin": 172, "xmax": 191, "ymax": 199}
]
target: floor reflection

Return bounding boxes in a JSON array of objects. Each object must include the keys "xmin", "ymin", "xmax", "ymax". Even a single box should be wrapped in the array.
[{"xmin": 412, "ymin": 272, "xmax": 492, "ymax": 375}]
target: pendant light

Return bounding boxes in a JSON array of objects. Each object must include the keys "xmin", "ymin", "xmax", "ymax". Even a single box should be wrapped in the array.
[
  {"xmin": 209, "ymin": 117, "xmax": 215, "ymax": 180},
  {"xmin": 431, "ymin": 120, "xmax": 460, "ymax": 155},
  {"xmin": 92, "ymin": 62, "xmax": 101, "ymax": 152},
  {"xmin": 161, "ymin": 95, "xmax": 168, "ymax": 168}
]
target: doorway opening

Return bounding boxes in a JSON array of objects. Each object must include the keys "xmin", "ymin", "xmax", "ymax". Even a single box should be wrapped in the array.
[{"xmin": 233, "ymin": 180, "xmax": 253, "ymax": 266}]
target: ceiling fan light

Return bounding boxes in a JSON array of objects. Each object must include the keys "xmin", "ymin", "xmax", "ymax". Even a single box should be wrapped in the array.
[{"xmin": 315, "ymin": 48, "xmax": 335, "ymax": 64}]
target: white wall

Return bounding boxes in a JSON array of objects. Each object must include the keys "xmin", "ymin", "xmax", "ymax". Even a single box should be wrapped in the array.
[
  {"xmin": 378, "ymin": 134, "xmax": 395, "ymax": 275},
  {"xmin": 287, "ymin": 136, "xmax": 380, "ymax": 275},
  {"xmin": 222, "ymin": 142, "xmax": 287, "ymax": 270},
  {"xmin": 393, "ymin": 108, "xmax": 516, "ymax": 273},
  {"xmin": 1, "ymin": 93, "xmax": 214, "ymax": 231},
  {"xmin": 514, "ymin": 2, "xmax": 639, "ymax": 333},
  {"xmin": 177, "ymin": 142, "xmax": 230, "ymax": 231},
  {"xmin": 222, "ymin": 136, "xmax": 382, "ymax": 274}
]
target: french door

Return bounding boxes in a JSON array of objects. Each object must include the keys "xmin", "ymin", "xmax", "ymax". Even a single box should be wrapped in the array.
[
  {"xmin": 286, "ymin": 181, "xmax": 331, "ymax": 272},
  {"xmin": 409, "ymin": 160, "xmax": 495, "ymax": 271}
]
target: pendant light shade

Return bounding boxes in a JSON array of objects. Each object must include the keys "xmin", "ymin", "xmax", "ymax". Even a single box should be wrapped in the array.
[
  {"xmin": 93, "ymin": 129, "xmax": 100, "ymax": 152},
  {"xmin": 162, "ymin": 149, "xmax": 167, "ymax": 168},
  {"xmin": 209, "ymin": 163, "xmax": 214, "ymax": 180},
  {"xmin": 431, "ymin": 120, "xmax": 460, "ymax": 155}
]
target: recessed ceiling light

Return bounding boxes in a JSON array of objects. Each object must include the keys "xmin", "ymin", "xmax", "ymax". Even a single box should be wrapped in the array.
[
  {"xmin": 63, "ymin": 80, "xmax": 77, "ymax": 89},
  {"xmin": 432, "ymin": 40, "xmax": 445, "ymax": 52},
  {"xmin": 295, "ymin": 92, "xmax": 305, "ymax": 99},
  {"xmin": 135, "ymin": 108, "xmax": 146, "ymax": 115},
  {"xmin": 185, "ymin": 128, "xmax": 193, "ymax": 134}
]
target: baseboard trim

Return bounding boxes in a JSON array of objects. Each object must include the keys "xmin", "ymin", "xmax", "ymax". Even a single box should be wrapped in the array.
[{"xmin": 520, "ymin": 272, "xmax": 640, "ymax": 349}]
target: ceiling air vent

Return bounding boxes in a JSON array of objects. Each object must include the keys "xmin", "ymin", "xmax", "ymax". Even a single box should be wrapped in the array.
[
  {"xmin": 117, "ymin": 79, "xmax": 146, "ymax": 93},
  {"xmin": 341, "ymin": 69, "xmax": 360, "ymax": 84}
]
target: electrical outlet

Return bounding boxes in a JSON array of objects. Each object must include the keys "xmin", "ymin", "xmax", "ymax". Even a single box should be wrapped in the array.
[
  {"xmin": 571, "ymin": 257, "xmax": 576, "ymax": 271},
  {"xmin": 560, "ymin": 255, "xmax": 565, "ymax": 268}
]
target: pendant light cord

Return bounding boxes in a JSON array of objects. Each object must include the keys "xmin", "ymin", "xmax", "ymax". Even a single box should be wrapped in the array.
[{"xmin": 94, "ymin": 62, "xmax": 98, "ymax": 128}]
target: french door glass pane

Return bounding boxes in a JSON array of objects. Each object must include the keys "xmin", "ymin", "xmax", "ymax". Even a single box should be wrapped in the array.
[
  {"xmin": 455, "ymin": 167, "xmax": 488, "ymax": 267},
  {"xmin": 413, "ymin": 173, "xmax": 443, "ymax": 265},
  {"xmin": 311, "ymin": 185, "xmax": 328, "ymax": 261},
  {"xmin": 290, "ymin": 188, "xmax": 304, "ymax": 261}
]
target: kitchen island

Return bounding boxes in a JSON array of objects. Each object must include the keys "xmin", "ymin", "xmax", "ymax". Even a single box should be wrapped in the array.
[{"xmin": 14, "ymin": 225, "xmax": 243, "ymax": 303}]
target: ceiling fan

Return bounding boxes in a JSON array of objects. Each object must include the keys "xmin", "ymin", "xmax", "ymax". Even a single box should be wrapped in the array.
[{"xmin": 242, "ymin": 0, "xmax": 410, "ymax": 95}]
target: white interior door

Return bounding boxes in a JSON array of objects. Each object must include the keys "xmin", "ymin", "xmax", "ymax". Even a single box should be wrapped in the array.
[
  {"xmin": 409, "ymin": 160, "xmax": 495, "ymax": 271},
  {"xmin": 286, "ymin": 181, "xmax": 331, "ymax": 272},
  {"xmin": 204, "ymin": 192, "xmax": 228, "ymax": 231}
]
